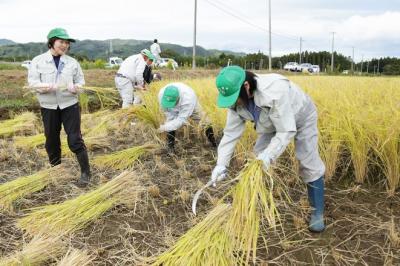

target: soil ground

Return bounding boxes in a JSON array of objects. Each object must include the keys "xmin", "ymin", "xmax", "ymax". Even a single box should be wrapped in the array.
[{"xmin": 0, "ymin": 69, "xmax": 399, "ymax": 265}]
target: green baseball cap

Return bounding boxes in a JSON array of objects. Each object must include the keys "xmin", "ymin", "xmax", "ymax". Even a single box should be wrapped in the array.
[
  {"xmin": 141, "ymin": 49, "xmax": 156, "ymax": 61},
  {"xmin": 161, "ymin": 85, "xmax": 179, "ymax": 108},
  {"xmin": 216, "ymin": 65, "xmax": 245, "ymax": 108},
  {"xmin": 47, "ymin": 28, "xmax": 75, "ymax": 42}
]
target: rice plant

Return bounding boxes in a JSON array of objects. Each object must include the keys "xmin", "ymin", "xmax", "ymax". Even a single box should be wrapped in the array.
[
  {"xmin": 0, "ymin": 166, "xmax": 72, "ymax": 212},
  {"xmin": 92, "ymin": 143, "xmax": 157, "ymax": 170},
  {"xmin": 0, "ymin": 235, "xmax": 65, "ymax": 266},
  {"xmin": 0, "ymin": 112, "xmax": 39, "ymax": 138},
  {"xmin": 17, "ymin": 171, "xmax": 144, "ymax": 236},
  {"xmin": 130, "ymin": 92, "xmax": 163, "ymax": 128},
  {"xmin": 83, "ymin": 86, "xmax": 120, "ymax": 108}
]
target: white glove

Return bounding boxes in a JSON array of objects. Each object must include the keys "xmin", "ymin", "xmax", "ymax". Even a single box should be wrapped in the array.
[
  {"xmin": 35, "ymin": 84, "xmax": 54, "ymax": 94},
  {"xmin": 157, "ymin": 125, "xmax": 167, "ymax": 133},
  {"xmin": 67, "ymin": 84, "xmax": 81, "ymax": 94},
  {"xmin": 211, "ymin": 165, "xmax": 227, "ymax": 187},
  {"xmin": 256, "ymin": 150, "xmax": 271, "ymax": 171}
]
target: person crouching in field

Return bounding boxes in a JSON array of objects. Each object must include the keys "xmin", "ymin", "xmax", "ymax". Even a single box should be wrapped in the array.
[
  {"xmin": 115, "ymin": 49, "xmax": 155, "ymax": 108},
  {"xmin": 157, "ymin": 83, "xmax": 218, "ymax": 154},
  {"xmin": 28, "ymin": 28, "xmax": 90, "ymax": 187},
  {"xmin": 210, "ymin": 66, "xmax": 326, "ymax": 232}
]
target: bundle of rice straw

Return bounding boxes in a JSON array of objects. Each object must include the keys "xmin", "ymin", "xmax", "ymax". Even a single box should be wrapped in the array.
[
  {"xmin": 0, "ymin": 235, "xmax": 65, "ymax": 266},
  {"xmin": 226, "ymin": 160, "xmax": 290, "ymax": 264},
  {"xmin": 13, "ymin": 133, "xmax": 45, "ymax": 150},
  {"xmin": 0, "ymin": 112, "xmax": 39, "ymax": 137},
  {"xmin": 152, "ymin": 160, "xmax": 290, "ymax": 265},
  {"xmin": 152, "ymin": 204, "xmax": 235, "ymax": 266},
  {"xmin": 92, "ymin": 143, "xmax": 156, "ymax": 170},
  {"xmin": 18, "ymin": 171, "xmax": 144, "ymax": 236},
  {"xmin": 0, "ymin": 166, "xmax": 72, "ymax": 212}
]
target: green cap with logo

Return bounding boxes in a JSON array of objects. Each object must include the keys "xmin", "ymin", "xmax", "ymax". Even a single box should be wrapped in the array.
[
  {"xmin": 161, "ymin": 85, "xmax": 179, "ymax": 108},
  {"xmin": 215, "ymin": 65, "xmax": 245, "ymax": 108},
  {"xmin": 47, "ymin": 28, "xmax": 75, "ymax": 42},
  {"xmin": 141, "ymin": 49, "xmax": 156, "ymax": 61}
]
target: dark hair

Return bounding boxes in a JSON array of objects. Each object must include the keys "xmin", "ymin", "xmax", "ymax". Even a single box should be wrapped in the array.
[
  {"xmin": 154, "ymin": 39, "xmax": 158, "ymax": 43},
  {"xmin": 238, "ymin": 71, "xmax": 258, "ymax": 106},
  {"xmin": 47, "ymin": 37, "xmax": 70, "ymax": 50}
]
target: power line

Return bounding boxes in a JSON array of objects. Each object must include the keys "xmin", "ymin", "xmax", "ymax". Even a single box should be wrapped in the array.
[{"xmin": 202, "ymin": 0, "xmax": 298, "ymax": 41}]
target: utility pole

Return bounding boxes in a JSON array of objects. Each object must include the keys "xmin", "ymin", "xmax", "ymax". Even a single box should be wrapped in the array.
[
  {"xmin": 330, "ymin": 32, "xmax": 335, "ymax": 72},
  {"xmin": 299, "ymin": 37, "xmax": 303, "ymax": 64},
  {"xmin": 192, "ymin": 0, "xmax": 197, "ymax": 69},
  {"xmin": 377, "ymin": 58, "xmax": 380, "ymax": 74},
  {"xmin": 351, "ymin": 46, "xmax": 355, "ymax": 73},
  {"xmin": 268, "ymin": 0, "xmax": 272, "ymax": 71},
  {"xmin": 361, "ymin": 54, "xmax": 364, "ymax": 75}
]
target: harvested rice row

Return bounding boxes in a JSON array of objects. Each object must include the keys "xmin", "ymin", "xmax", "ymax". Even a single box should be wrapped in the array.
[
  {"xmin": 0, "ymin": 112, "xmax": 39, "ymax": 138},
  {"xmin": 0, "ymin": 235, "xmax": 65, "ymax": 266},
  {"xmin": 0, "ymin": 165, "xmax": 73, "ymax": 212},
  {"xmin": 92, "ymin": 143, "xmax": 157, "ymax": 170},
  {"xmin": 17, "ymin": 171, "xmax": 145, "ymax": 236}
]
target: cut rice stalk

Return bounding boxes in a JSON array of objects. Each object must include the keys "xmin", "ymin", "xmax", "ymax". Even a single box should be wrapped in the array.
[
  {"xmin": 83, "ymin": 86, "xmax": 120, "ymax": 108},
  {"xmin": 17, "ymin": 171, "xmax": 144, "ymax": 236},
  {"xmin": 227, "ymin": 160, "xmax": 291, "ymax": 264},
  {"xmin": 92, "ymin": 143, "xmax": 157, "ymax": 170},
  {"xmin": 0, "ymin": 166, "xmax": 73, "ymax": 212},
  {"xmin": 0, "ymin": 112, "xmax": 39, "ymax": 138},
  {"xmin": 152, "ymin": 204, "xmax": 236, "ymax": 266},
  {"xmin": 61, "ymin": 134, "xmax": 111, "ymax": 157},
  {"xmin": 57, "ymin": 248, "xmax": 95, "ymax": 266},
  {"xmin": 14, "ymin": 133, "xmax": 45, "ymax": 150},
  {"xmin": 0, "ymin": 235, "xmax": 65, "ymax": 266}
]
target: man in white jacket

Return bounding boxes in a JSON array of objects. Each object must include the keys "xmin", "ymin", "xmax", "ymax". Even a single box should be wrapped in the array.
[
  {"xmin": 158, "ymin": 83, "xmax": 217, "ymax": 154},
  {"xmin": 150, "ymin": 39, "xmax": 161, "ymax": 65},
  {"xmin": 115, "ymin": 49, "xmax": 155, "ymax": 108},
  {"xmin": 211, "ymin": 66, "xmax": 326, "ymax": 233}
]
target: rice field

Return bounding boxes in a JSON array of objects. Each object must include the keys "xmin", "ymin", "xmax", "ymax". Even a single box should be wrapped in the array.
[{"xmin": 0, "ymin": 69, "xmax": 399, "ymax": 265}]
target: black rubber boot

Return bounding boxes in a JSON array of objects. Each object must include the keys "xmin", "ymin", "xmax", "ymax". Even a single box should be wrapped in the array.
[
  {"xmin": 205, "ymin": 126, "xmax": 217, "ymax": 148},
  {"xmin": 76, "ymin": 150, "xmax": 91, "ymax": 187},
  {"xmin": 166, "ymin": 131, "xmax": 176, "ymax": 155}
]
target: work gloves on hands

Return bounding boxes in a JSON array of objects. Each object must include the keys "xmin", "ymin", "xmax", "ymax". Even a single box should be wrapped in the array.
[
  {"xmin": 157, "ymin": 125, "xmax": 167, "ymax": 133},
  {"xmin": 256, "ymin": 150, "xmax": 271, "ymax": 171},
  {"xmin": 210, "ymin": 165, "xmax": 227, "ymax": 187},
  {"xmin": 36, "ymin": 83, "xmax": 57, "ymax": 94},
  {"xmin": 67, "ymin": 84, "xmax": 82, "ymax": 94}
]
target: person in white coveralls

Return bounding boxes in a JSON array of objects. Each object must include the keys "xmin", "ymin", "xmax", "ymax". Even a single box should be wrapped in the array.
[
  {"xmin": 115, "ymin": 49, "xmax": 155, "ymax": 108},
  {"xmin": 210, "ymin": 65, "xmax": 326, "ymax": 233}
]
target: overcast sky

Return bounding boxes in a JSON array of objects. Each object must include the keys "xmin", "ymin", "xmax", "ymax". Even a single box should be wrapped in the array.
[{"xmin": 1, "ymin": 0, "xmax": 399, "ymax": 61}]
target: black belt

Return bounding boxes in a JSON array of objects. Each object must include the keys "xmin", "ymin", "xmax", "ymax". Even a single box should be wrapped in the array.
[{"xmin": 115, "ymin": 73, "xmax": 128, "ymax": 79}]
